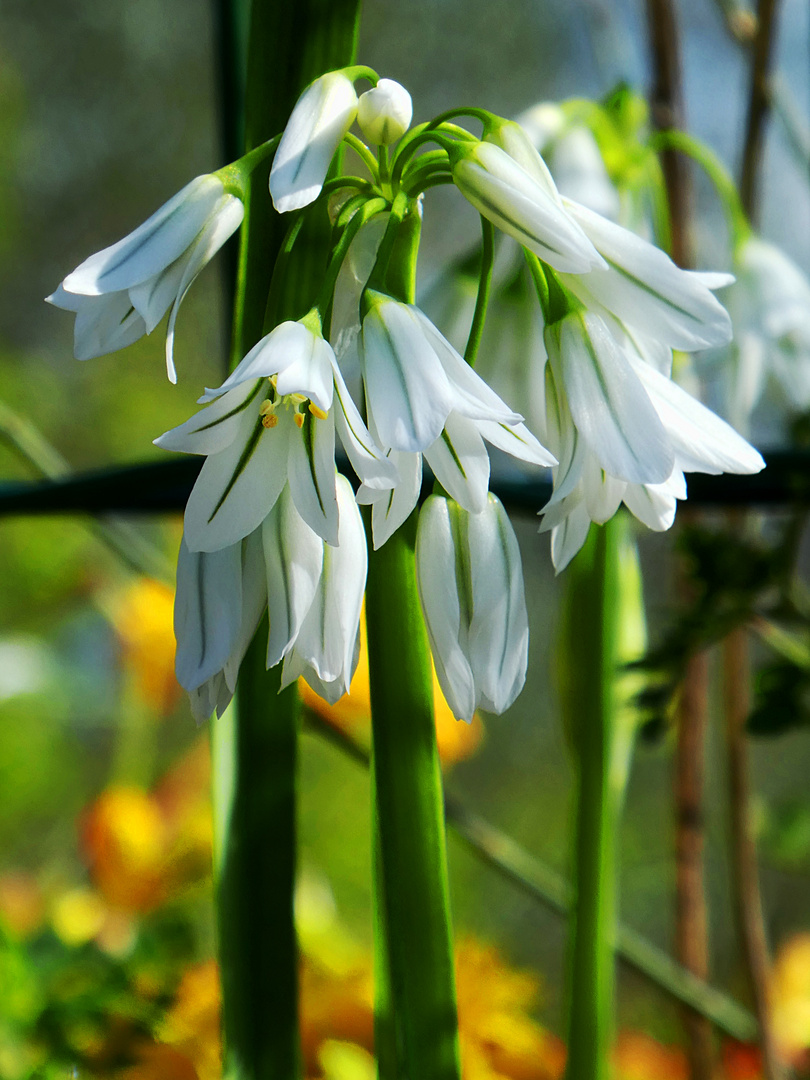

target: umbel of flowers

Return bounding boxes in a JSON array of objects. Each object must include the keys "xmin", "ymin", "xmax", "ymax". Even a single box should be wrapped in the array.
[{"xmin": 50, "ymin": 65, "xmax": 764, "ymax": 722}]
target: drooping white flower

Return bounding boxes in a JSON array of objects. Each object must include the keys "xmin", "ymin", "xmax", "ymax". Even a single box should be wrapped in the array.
[
  {"xmin": 47, "ymin": 175, "xmax": 244, "ymax": 382},
  {"xmin": 539, "ymin": 315, "xmax": 765, "ymax": 570},
  {"xmin": 281, "ymin": 475, "xmax": 368, "ymax": 702},
  {"xmin": 721, "ymin": 235, "xmax": 810, "ymax": 434},
  {"xmin": 155, "ymin": 318, "xmax": 396, "ymax": 552},
  {"xmin": 270, "ymin": 72, "xmax": 359, "ymax": 214},
  {"xmin": 356, "ymin": 292, "xmax": 555, "ymax": 545},
  {"xmin": 174, "ymin": 528, "xmax": 267, "ymax": 722},
  {"xmin": 357, "ymin": 79, "xmax": 412, "ymax": 145},
  {"xmin": 449, "ymin": 139, "xmax": 606, "ymax": 274},
  {"xmin": 559, "ymin": 199, "xmax": 733, "ymax": 351},
  {"xmin": 416, "ymin": 493, "xmax": 529, "ymax": 723}
]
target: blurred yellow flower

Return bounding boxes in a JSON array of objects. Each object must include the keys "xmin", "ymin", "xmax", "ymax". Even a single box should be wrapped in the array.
[
  {"xmin": 81, "ymin": 741, "xmax": 212, "ymax": 914},
  {"xmin": 771, "ymin": 932, "xmax": 810, "ymax": 1067},
  {"xmin": 299, "ymin": 611, "xmax": 484, "ymax": 768},
  {"xmin": 455, "ymin": 939, "xmax": 565, "ymax": 1080},
  {"xmin": 158, "ymin": 960, "xmax": 222, "ymax": 1080},
  {"xmin": 111, "ymin": 577, "xmax": 180, "ymax": 715},
  {"xmin": 50, "ymin": 886, "xmax": 107, "ymax": 946}
]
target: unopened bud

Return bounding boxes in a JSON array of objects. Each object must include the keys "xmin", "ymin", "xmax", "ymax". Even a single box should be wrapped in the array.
[{"xmin": 357, "ymin": 79, "xmax": 412, "ymax": 145}]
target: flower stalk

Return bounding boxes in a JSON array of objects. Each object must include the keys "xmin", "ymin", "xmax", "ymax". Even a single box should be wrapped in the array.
[{"xmin": 559, "ymin": 515, "xmax": 625, "ymax": 1080}]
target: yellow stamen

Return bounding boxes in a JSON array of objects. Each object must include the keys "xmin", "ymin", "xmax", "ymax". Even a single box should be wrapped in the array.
[
  {"xmin": 294, "ymin": 413, "xmax": 305, "ymax": 429},
  {"xmin": 290, "ymin": 393, "xmax": 307, "ymax": 404},
  {"xmin": 262, "ymin": 413, "xmax": 279, "ymax": 429},
  {"xmin": 259, "ymin": 400, "xmax": 274, "ymax": 416},
  {"xmin": 309, "ymin": 403, "xmax": 328, "ymax": 420}
]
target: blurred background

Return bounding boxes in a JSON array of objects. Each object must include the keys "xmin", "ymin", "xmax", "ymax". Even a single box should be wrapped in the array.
[{"xmin": 1, "ymin": 0, "xmax": 810, "ymax": 1076}]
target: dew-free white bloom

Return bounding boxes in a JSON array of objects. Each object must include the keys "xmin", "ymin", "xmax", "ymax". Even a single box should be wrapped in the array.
[
  {"xmin": 559, "ymin": 199, "xmax": 733, "ymax": 351},
  {"xmin": 539, "ymin": 312, "xmax": 765, "ymax": 570},
  {"xmin": 174, "ymin": 529, "xmax": 266, "ymax": 722},
  {"xmin": 722, "ymin": 235, "xmax": 810, "ymax": 434},
  {"xmin": 48, "ymin": 174, "xmax": 244, "ymax": 382},
  {"xmin": 450, "ymin": 139, "xmax": 606, "ymax": 274},
  {"xmin": 416, "ymin": 493, "xmax": 529, "ymax": 723},
  {"xmin": 270, "ymin": 71, "xmax": 359, "ymax": 214},
  {"xmin": 281, "ymin": 475, "xmax": 368, "ymax": 702},
  {"xmin": 356, "ymin": 292, "xmax": 555, "ymax": 545},
  {"xmin": 357, "ymin": 79, "xmax": 412, "ymax": 145},
  {"xmin": 155, "ymin": 318, "xmax": 396, "ymax": 552}
]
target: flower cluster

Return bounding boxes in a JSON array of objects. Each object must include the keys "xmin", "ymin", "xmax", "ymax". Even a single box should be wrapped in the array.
[{"xmin": 50, "ymin": 67, "xmax": 764, "ymax": 721}]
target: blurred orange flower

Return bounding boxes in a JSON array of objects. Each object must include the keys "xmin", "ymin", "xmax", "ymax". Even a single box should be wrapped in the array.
[
  {"xmin": 0, "ymin": 870, "xmax": 45, "ymax": 939},
  {"xmin": 771, "ymin": 932, "xmax": 810, "ymax": 1069},
  {"xmin": 613, "ymin": 1031, "xmax": 688, "ymax": 1080},
  {"xmin": 111, "ymin": 577, "xmax": 179, "ymax": 715},
  {"xmin": 81, "ymin": 739, "xmax": 212, "ymax": 914},
  {"xmin": 300, "ymin": 612, "xmax": 484, "ymax": 769}
]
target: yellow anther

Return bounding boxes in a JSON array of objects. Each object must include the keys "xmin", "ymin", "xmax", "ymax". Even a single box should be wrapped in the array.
[
  {"xmin": 290, "ymin": 393, "xmax": 307, "ymax": 404},
  {"xmin": 309, "ymin": 403, "xmax": 328, "ymax": 420},
  {"xmin": 294, "ymin": 412, "xmax": 305, "ymax": 429},
  {"xmin": 259, "ymin": 399, "xmax": 274, "ymax": 416},
  {"xmin": 262, "ymin": 413, "xmax": 279, "ymax": 429},
  {"xmin": 269, "ymin": 375, "xmax": 278, "ymax": 388}
]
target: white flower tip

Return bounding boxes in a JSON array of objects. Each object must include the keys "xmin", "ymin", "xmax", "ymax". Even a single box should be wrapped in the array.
[
  {"xmin": 357, "ymin": 78, "xmax": 413, "ymax": 145},
  {"xmin": 269, "ymin": 183, "xmax": 323, "ymax": 214}
]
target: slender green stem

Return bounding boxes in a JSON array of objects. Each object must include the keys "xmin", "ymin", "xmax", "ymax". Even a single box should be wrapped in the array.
[
  {"xmin": 343, "ymin": 131, "xmax": 380, "ymax": 179},
  {"xmin": 463, "ymin": 217, "xmax": 494, "ymax": 366},
  {"xmin": 560, "ymin": 517, "xmax": 623, "ymax": 1080},
  {"xmin": 365, "ymin": 510, "xmax": 462, "ymax": 1080},
  {"xmin": 316, "ymin": 196, "xmax": 388, "ymax": 312},
  {"xmin": 214, "ymin": 628, "xmax": 300, "ymax": 1080}
]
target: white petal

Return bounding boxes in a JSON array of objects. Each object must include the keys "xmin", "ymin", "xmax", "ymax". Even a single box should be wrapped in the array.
[
  {"xmin": 154, "ymin": 379, "xmax": 264, "ymax": 456},
  {"xmin": 452, "ymin": 142, "xmax": 605, "ymax": 273},
  {"xmin": 262, "ymin": 487, "xmax": 324, "ymax": 667},
  {"xmin": 361, "ymin": 298, "xmax": 456, "ymax": 452},
  {"xmin": 223, "ymin": 529, "xmax": 268, "ymax": 692},
  {"xmin": 549, "ymin": 502, "xmax": 592, "ymax": 573},
  {"xmin": 183, "ymin": 402, "xmax": 288, "ymax": 551},
  {"xmin": 423, "ymin": 412, "xmax": 490, "ymax": 514},
  {"xmin": 174, "ymin": 539, "xmax": 243, "ymax": 692},
  {"xmin": 411, "ymin": 306, "xmax": 522, "ymax": 425},
  {"xmin": 274, "ymin": 332, "xmax": 335, "ymax": 412},
  {"xmin": 68, "ymin": 290, "xmax": 147, "ymax": 360},
  {"xmin": 199, "ymin": 322, "xmax": 312, "ymax": 402},
  {"xmin": 282, "ymin": 475, "xmax": 366, "ymax": 691},
  {"xmin": 164, "ymin": 195, "xmax": 244, "ymax": 382},
  {"xmin": 561, "ymin": 199, "xmax": 733, "ymax": 350},
  {"xmin": 188, "ymin": 671, "xmax": 234, "ymax": 724},
  {"xmin": 360, "ymin": 448, "xmax": 422, "ymax": 549},
  {"xmin": 549, "ymin": 312, "xmax": 673, "ymax": 484},
  {"xmin": 415, "ymin": 497, "xmax": 477, "ymax": 723},
  {"xmin": 270, "ymin": 72, "xmax": 359, "ymax": 213},
  {"xmin": 288, "ymin": 408, "xmax": 339, "ymax": 546},
  {"xmin": 62, "ymin": 175, "xmax": 226, "ymax": 295},
  {"xmin": 632, "ymin": 356, "xmax": 766, "ymax": 475},
  {"xmin": 128, "ymin": 256, "xmax": 186, "ymax": 333},
  {"xmin": 476, "ymin": 418, "xmax": 557, "ymax": 467},
  {"xmin": 467, "ymin": 495, "xmax": 529, "ymax": 714},
  {"xmin": 331, "ymin": 356, "xmax": 399, "ymax": 490},
  {"xmin": 622, "ymin": 480, "xmax": 679, "ymax": 531},
  {"xmin": 582, "ymin": 455, "xmax": 626, "ymax": 523}
]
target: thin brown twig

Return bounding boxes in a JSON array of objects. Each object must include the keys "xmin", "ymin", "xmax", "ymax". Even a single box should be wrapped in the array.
[
  {"xmin": 645, "ymin": 0, "xmax": 692, "ymax": 267},
  {"xmin": 724, "ymin": 628, "xmax": 787, "ymax": 1080},
  {"xmin": 645, "ymin": 0, "xmax": 717, "ymax": 1072},
  {"xmin": 740, "ymin": 0, "xmax": 780, "ymax": 223}
]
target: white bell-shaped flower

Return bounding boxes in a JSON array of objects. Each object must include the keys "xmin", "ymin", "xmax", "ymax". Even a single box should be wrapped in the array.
[
  {"xmin": 48, "ymin": 174, "xmax": 244, "ymax": 382},
  {"xmin": 270, "ymin": 71, "xmax": 358, "ymax": 213},
  {"xmin": 416, "ymin": 493, "xmax": 529, "ymax": 723},
  {"xmin": 449, "ymin": 139, "xmax": 605, "ymax": 274},
  {"xmin": 281, "ymin": 475, "xmax": 368, "ymax": 702},
  {"xmin": 357, "ymin": 78, "xmax": 412, "ymax": 145}
]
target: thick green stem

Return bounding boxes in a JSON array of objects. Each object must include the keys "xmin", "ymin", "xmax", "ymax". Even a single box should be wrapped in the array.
[
  {"xmin": 560, "ymin": 517, "xmax": 624, "ymax": 1080},
  {"xmin": 365, "ymin": 512, "xmax": 461, "ymax": 1080},
  {"xmin": 211, "ymin": 2, "xmax": 363, "ymax": 1077}
]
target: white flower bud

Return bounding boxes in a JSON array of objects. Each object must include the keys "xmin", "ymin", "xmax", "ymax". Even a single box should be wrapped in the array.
[{"xmin": 357, "ymin": 79, "xmax": 412, "ymax": 145}]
